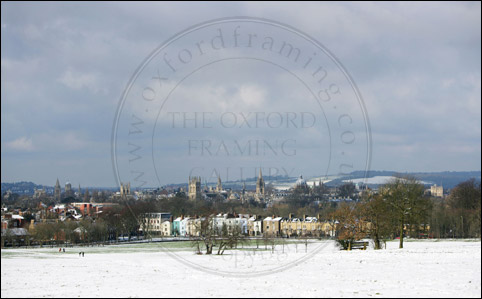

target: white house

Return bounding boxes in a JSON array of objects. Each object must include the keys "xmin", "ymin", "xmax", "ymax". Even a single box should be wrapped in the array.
[
  {"xmin": 141, "ymin": 212, "xmax": 172, "ymax": 236},
  {"xmin": 160, "ymin": 220, "xmax": 171, "ymax": 237},
  {"xmin": 179, "ymin": 217, "xmax": 190, "ymax": 236}
]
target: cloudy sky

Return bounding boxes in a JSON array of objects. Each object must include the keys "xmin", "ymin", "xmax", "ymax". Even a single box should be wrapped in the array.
[{"xmin": 1, "ymin": 2, "xmax": 481, "ymax": 187}]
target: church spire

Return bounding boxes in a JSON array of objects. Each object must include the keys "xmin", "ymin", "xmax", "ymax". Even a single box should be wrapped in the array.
[
  {"xmin": 256, "ymin": 167, "xmax": 265, "ymax": 199},
  {"xmin": 217, "ymin": 175, "xmax": 222, "ymax": 192}
]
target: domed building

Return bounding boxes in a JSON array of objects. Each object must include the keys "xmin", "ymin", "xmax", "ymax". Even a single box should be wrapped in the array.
[
  {"xmin": 295, "ymin": 175, "xmax": 307, "ymax": 187},
  {"xmin": 292, "ymin": 175, "xmax": 311, "ymax": 195}
]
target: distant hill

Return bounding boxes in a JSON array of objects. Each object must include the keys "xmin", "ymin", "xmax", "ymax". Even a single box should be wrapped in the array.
[
  {"xmin": 1, "ymin": 181, "xmax": 51, "ymax": 195},
  {"xmin": 330, "ymin": 170, "xmax": 481, "ymax": 189},
  {"xmin": 2, "ymin": 171, "xmax": 480, "ymax": 194},
  {"xmin": 0, "ymin": 181, "xmax": 119, "ymax": 195},
  {"xmin": 172, "ymin": 171, "xmax": 481, "ymax": 190}
]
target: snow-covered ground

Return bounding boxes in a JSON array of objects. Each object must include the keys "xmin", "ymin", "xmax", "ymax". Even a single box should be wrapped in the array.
[{"xmin": 1, "ymin": 239, "xmax": 480, "ymax": 297}]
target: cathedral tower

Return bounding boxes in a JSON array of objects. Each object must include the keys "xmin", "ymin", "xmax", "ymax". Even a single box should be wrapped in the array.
[
  {"xmin": 188, "ymin": 176, "xmax": 201, "ymax": 201},
  {"xmin": 65, "ymin": 181, "xmax": 72, "ymax": 197}
]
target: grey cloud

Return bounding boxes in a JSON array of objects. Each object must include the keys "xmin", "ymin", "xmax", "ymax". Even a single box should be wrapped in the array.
[{"xmin": 1, "ymin": 2, "xmax": 480, "ymax": 186}]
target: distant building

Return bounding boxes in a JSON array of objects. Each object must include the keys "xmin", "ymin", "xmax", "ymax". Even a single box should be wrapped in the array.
[
  {"xmin": 255, "ymin": 168, "xmax": 265, "ymax": 201},
  {"xmin": 280, "ymin": 214, "xmax": 337, "ymax": 237},
  {"xmin": 180, "ymin": 217, "xmax": 190, "ymax": 236},
  {"xmin": 120, "ymin": 182, "xmax": 131, "ymax": 196},
  {"xmin": 65, "ymin": 182, "xmax": 72, "ymax": 198},
  {"xmin": 72, "ymin": 202, "xmax": 119, "ymax": 217},
  {"xmin": 295, "ymin": 175, "xmax": 307, "ymax": 187},
  {"xmin": 73, "ymin": 202, "xmax": 93, "ymax": 216},
  {"xmin": 54, "ymin": 179, "xmax": 61, "ymax": 201},
  {"xmin": 160, "ymin": 220, "xmax": 171, "ymax": 237},
  {"xmin": 262, "ymin": 216, "xmax": 282, "ymax": 237},
  {"xmin": 188, "ymin": 176, "xmax": 201, "ymax": 201},
  {"xmin": 247, "ymin": 215, "xmax": 263, "ymax": 236},
  {"xmin": 431, "ymin": 184, "xmax": 443, "ymax": 197},
  {"xmin": 172, "ymin": 217, "xmax": 181, "ymax": 236},
  {"xmin": 216, "ymin": 176, "xmax": 223, "ymax": 192},
  {"xmin": 186, "ymin": 217, "xmax": 203, "ymax": 237},
  {"xmin": 33, "ymin": 188, "xmax": 46, "ymax": 199},
  {"xmin": 141, "ymin": 213, "xmax": 172, "ymax": 236},
  {"xmin": 211, "ymin": 213, "xmax": 248, "ymax": 235}
]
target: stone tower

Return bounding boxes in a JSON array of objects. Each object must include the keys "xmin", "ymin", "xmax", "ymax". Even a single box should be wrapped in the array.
[
  {"xmin": 216, "ymin": 176, "xmax": 223, "ymax": 192},
  {"xmin": 54, "ymin": 178, "xmax": 61, "ymax": 201},
  {"xmin": 120, "ymin": 182, "xmax": 131, "ymax": 196},
  {"xmin": 65, "ymin": 181, "xmax": 72, "ymax": 197},
  {"xmin": 188, "ymin": 176, "xmax": 201, "ymax": 201}
]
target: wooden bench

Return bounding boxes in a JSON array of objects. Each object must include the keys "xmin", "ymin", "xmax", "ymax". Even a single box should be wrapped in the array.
[
  {"xmin": 339, "ymin": 240, "xmax": 368, "ymax": 250},
  {"xmin": 348, "ymin": 241, "xmax": 368, "ymax": 250}
]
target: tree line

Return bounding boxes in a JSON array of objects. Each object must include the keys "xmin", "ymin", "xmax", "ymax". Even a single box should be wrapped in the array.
[
  {"xmin": 333, "ymin": 177, "xmax": 480, "ymax": 249},
  {"xmin": 2, "ymin": 177, "xmax": 480, "ymax": 248}
]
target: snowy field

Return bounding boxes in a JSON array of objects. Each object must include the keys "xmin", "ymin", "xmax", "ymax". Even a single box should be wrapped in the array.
[{"xmin": 1, "ymin": 239, "xmax": 480, "ymax": 298}]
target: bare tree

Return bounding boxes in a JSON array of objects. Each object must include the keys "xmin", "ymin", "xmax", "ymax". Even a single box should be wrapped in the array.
[
  {"xmin": 447, "ymin": 179, "xmax": 481, "ymax": 238},
  {"xmin": 360, "ymin": 192, "xmax": 396, "ymax": 249},
  {"xmin": 215, "ymin": 224, "xmax": 245, "ymax": 255},
  {"xmin": 33, "ymin": 222, "xmax": 55, "ymax": 247},
  {"xmin": 190, "ymin": 232, "xmax": 202, "ymax": 255},
  {"xmin": 383, "ymin": 176, "xmax": 427, "ymax": 249},
  {"xmin": 192, "ymin": 216, "xmax": 215, "ymax": 254},
  {"xmin": 332, "ymin": 202, "xmax": 367, "ymax": 243},
  {"xmin": 216, "ymin": 224, "xmax": 230, "ymax": 255},
  {"xmin": 261, "ymin": 232, "xmax": 276, "ymax": 253}
]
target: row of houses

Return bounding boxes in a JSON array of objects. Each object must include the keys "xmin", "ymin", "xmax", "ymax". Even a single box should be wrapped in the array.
[{"xmin": 141, "ymin": 213, "xmax": 339, "ymax": 238}]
